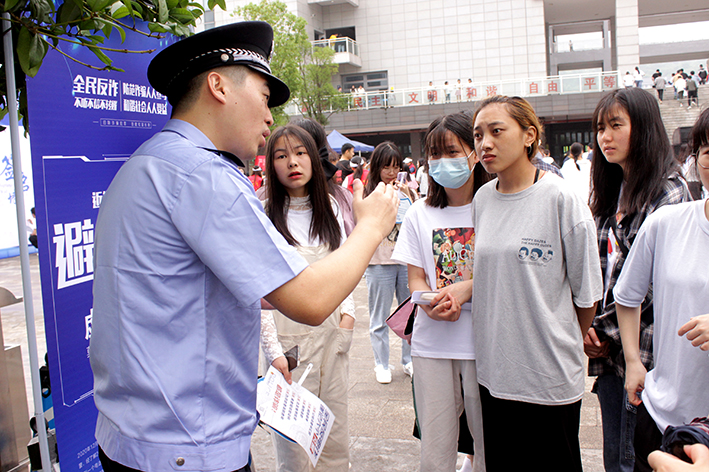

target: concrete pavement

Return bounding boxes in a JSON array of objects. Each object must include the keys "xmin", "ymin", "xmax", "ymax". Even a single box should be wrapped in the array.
[{"xmin": 0, "ymin": 254, "xmax": 604, "ymax": 471}]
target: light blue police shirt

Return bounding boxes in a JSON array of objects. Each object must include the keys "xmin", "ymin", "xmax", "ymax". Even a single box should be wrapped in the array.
[{"xmin": 90, "ymin": 119, "xmax": 309, "ymax": 472}]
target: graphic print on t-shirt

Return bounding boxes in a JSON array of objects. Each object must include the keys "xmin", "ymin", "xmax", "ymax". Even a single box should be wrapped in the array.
[
  {"xmin": 432, "ymin": 227, "xmax": 474, "ymax": 289},
  {"xmin": 517, "ymin": 237, "xmax": 554, "ymax": 265}
]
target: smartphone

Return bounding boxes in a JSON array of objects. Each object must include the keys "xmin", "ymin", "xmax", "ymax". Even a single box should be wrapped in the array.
[
  {"xmin": 284, "ymin": 345, "xmax": 299, "ymax": 372},
  {"xmin": 397, "ymin": 171, "xmax": 407, "ymax": 183}
]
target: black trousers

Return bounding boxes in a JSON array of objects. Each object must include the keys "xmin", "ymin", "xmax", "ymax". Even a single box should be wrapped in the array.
[
  {"xmin": 633, "ymin": 402, "xmax": 664, "ymax": 472},
  {"xmin": 99, "ymin": 448, "xmax": 252, "ymax": 472},
  {"xmin": 479, "ymin": 384, "xmax": 583, "ymax": 472}
]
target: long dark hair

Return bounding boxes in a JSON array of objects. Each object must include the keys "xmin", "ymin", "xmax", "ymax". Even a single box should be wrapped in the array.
[
  {"xmin": 590, "ymin": 88, "xmax": 679, "ymax": 218},
  {"xmin": 365, "ymin": 141, "xmax": 403, "ymax": 197},
  {"xmin": 264, "ymin": 125, "xmax": 341, "ymax": 251},
  {"xmin": 350, "ymin": 156, "xmax": 365, "ymax": 181},
  {"xmin": 424, "ymin": 113, "xmax": 493, "ymax": 209},
  {"xmin": 570, "ymin": 142, "xmax": 583, "ymax": 170}
]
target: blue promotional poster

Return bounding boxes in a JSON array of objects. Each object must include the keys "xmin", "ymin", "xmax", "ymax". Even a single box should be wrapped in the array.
[{"xmin": 26, "ymin": 22, "xmax": 175, "ymax": 472}]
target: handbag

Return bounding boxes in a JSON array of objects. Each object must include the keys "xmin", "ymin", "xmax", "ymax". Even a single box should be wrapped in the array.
[{"xmin": 385, "ymin": 295, "xmax": 416, "ymax": 345}]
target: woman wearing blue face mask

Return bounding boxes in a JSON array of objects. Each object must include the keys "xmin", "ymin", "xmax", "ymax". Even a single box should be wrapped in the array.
[{"xmin": 391, "ymin": 113, "xmax": 492, "ymax": 471}]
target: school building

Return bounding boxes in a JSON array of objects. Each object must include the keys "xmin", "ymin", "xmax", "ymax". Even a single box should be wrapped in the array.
[{"xmin": 205, "ymin": 0, "xmax": 709, "ymax": 161}]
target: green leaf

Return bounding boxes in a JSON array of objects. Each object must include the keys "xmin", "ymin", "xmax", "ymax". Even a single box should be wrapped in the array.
[
  {"xmin": 87, "ymin": 46, "xmax": 112, "ymax": 66},
  {"xmin": 187, "ymin": 2, "xmax": 203, "ymax": 11},
  {"xmin": 86, "ymin": 0, "xmax": 113, "ymax": 11},
  {"xmin": 4, "ymin": 0, "xmax": 24, "ymax": 12},
  {"xmin": 166, "ymin": 0, "xmax": 178, "ymax": 9},
  {"xmin": 207, "ymin": 0, "xmax": 218, "ymax": 10},
  {"xmin": 169, "ymin": 7, "xmax": 192, "ymax": 22},
  {"xmin": 29, "ymin": 0, "xmax": 54, "ymax": 23},
  {"xmin": 96, "ymin": 18, "xmax": 126, "ymax": 43},
  {"xmin": 101, "ymin": 22, "xmax": 113, "ymax": 39},
  {"xmin": 57, "ymin": 1, "xmax": 81, "ymax": 24},
  {"xmin": 114, "ymin": 23, "xmax": 126, "ymax": 42},
  {"xmin": 157, "ymin": 0, "xmax": 168, "ymax": 23},
  {"xmin": 120, "ymin": 0, "xmax": 133, "ymax": 16},
  {"xmin": 78, "ymin": 19, "xmax": 101, "ymax": 31},
  {"xmin": 16, "ymin": 28, "xmax": 48, "ymax": 77},
  {"xmin": 148, "ymin": 22, "xmax": 168, "ymax": 33},
  {"xmin": 111, "ymin": 4, "xmax": 129, "ymax": 18},
  {"xmin": 88, "ymin": 34, "xmax": 105, "ymax": 44},
  {"xmin": 214, "ymin": 0, "xmax": 225, "ymax": 10},
  {"xmin": 169, "ymin": 22, "xmax": 189, "ymax": 37}
]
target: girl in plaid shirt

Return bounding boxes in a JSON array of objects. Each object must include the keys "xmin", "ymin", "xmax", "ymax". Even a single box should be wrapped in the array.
[{"xmin": 585, "ymin": 87, "xmax": 691, "ymax": 472}]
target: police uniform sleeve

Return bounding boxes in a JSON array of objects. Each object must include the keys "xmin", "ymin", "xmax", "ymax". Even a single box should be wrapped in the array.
[{"xmin": 171, "ymin": 158, "xmax": 308, "ymax": 306}]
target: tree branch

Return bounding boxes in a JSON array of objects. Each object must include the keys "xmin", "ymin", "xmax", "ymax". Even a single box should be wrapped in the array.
[
  {"xmin": 38, "ymin": 30, "xmax": 156, "ymax": 54},
  {"xmin": 48, "ymin": 43, "xmax": 121, "ymax": 71}
]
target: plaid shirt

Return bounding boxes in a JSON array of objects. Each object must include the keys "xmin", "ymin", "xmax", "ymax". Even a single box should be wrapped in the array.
[
  {"xmin": 531, "ymin": 156, "xmax": 564, "ymax": 178},
  {"xmin": 589, "ymin": 173, "xmax": 691, "ymax": 378}
]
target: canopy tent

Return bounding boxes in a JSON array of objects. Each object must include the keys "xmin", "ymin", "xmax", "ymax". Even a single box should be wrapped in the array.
[{"xmin": 327, "ymin": 130, "xmax": 375, "ymax": 153}]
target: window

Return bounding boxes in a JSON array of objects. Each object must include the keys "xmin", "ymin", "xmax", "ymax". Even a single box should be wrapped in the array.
[
  {"xmin": 203, "ymin": 10, "xmax": 215, "ymax": 30},
  {"xmin": 341, "ymin": 71, "xmax": 388, "ymax": 92}
]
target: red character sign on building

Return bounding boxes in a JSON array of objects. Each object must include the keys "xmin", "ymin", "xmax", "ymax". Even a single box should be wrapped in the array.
[
  {"xmin": 529, "ymin": 82, "xmax": 540, "ymax": 94},
  {"xmin": 354, "ymin": 97, "xmax": 363, "ymax": 108},
  {"xmin": 486, "ymin": 85, "xmax": 498, "ymax": 97},
  {"xmin": 548, "ymin": 81, "xmax": 559, "ymax": 93},
  {"xmin": 408, "ymin": 92, "xmax": 419, "ymax": 104},
  {"xmin": 466, "ymin": 87, "xmax": 477, "ymax": 99},
  {"xmin": 371, "ymin": 95, "xmax": 382, "ymax": 107},
  {"xmin": 584, "ymin": 77, "xmax": 597, "ymax": 90},
  {"xmin": 602, "ymin": 75, "xmax": 617, "ymax": 90}
]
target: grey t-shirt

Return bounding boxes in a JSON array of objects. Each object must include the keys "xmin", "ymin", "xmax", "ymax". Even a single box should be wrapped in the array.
[{"xmin": 471, "ymin": 174, "xmax": 602, "ymax": 405}]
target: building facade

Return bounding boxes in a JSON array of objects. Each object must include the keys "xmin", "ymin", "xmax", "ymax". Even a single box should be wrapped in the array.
[{"xmin": 207, "ymin": 0, "xmax": 709, "ymax": 161}]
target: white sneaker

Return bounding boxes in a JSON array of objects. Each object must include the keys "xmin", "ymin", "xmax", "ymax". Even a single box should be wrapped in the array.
[
  {"xmin": 402, "ymin": 362, "xmax": 414, "ymax": 377},
  {"xmin": 374, "ymin": 365, "xmax": 392, "ymax": 384}
]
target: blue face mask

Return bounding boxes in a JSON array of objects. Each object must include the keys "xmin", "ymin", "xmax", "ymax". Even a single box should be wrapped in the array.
[{"xmin": 428, "ymin": 151, "xmax": 475, "ymax": 189}]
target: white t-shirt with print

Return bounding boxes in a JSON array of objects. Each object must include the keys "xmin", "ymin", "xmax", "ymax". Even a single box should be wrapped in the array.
[{"xmin": 392, "ymin": 199, "xmax": 475, "ymax": 360}]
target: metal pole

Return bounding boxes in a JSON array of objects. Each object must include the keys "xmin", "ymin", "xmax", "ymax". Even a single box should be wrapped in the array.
[{"xmin": 2, "ymin": 12, "xmax": 52, "ymax": 472}]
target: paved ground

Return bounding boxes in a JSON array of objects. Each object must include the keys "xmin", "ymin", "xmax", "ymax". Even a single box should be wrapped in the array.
[{"xmin": 1, "ymin": 254, "xmax": 604, "ymax": 471}]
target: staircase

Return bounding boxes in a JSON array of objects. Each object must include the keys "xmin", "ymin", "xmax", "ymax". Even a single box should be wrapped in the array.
[{"xmin": 657, "ymin": 85, "xmax": 709, "ymax": 142}]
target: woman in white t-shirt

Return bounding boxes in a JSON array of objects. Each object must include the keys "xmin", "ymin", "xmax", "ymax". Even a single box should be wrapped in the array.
[
  {"xmin": 261, "ymin": 124, "xmax": 354, "ymax": 472},
  {"xmin": 560, "ymin": 142, "xmax": 592, "ymax": 203},
  {"xmin": 616, "ymin": 108, "xmax": 709, "ymax": 472},
  {"xmin": 392, "ymin": 113, "xmax": 492, "ymax": 472}
]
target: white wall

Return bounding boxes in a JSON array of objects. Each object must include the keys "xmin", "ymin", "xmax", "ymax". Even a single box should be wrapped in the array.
[
  {"xmin": 208, "ymin": 0, "xmax": 549, "ymax": 90},
  {"xmin": 320, "ymin": 0, "xmax": 548, "ymax": 89}
]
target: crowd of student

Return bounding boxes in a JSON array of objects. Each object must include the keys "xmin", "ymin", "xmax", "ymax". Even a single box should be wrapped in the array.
[
  {"xmin": 249, "ymin": 86, "xmax": 708, "ymax": 472},
  {"xmin": 88, "ymin": 21, "xmax": 707, "ymax": 472},
  {"xmin": 646, "ymin": 66, "xmax": 706, "ymax": 108}
]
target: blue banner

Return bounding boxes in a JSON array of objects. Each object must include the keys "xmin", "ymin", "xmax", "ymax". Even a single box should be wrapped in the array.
[{"xmin": 27, "ymin": 22, "xmax": 175, "ymax": 472}]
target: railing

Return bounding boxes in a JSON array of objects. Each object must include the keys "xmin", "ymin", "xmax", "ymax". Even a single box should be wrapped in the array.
[
  {"xmin": 284, "ymin": 71, "xmax": 622, "ymax": 115},
  {"xmin": 312, "ymin": 37, "xmax": 360, "ymax": 57},
  {"xmin": 553, "ymin": 38, "xmax": 605, "ymax": 53}
]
